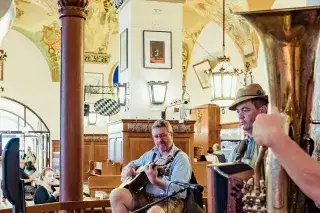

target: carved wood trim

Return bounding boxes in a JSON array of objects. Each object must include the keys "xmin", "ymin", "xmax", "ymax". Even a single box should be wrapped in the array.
[
  {"xmin": 126, "ymin": 123, "xmax": 193, "ymax": 133},
  {"xmin": 84, "ymin": 134, "xmax": 108, "ymax": 142}
]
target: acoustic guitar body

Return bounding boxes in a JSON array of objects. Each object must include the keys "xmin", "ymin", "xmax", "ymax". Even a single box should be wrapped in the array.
[
  {"xmin": 119, "ymin": 156, "xmax": 174, "ymax": 193},
  {"xmin": 119, "ymin": 171, "xmax": 150, "ymax": 193}
]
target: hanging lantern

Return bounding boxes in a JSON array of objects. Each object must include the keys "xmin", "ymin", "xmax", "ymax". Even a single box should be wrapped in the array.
[
  {"xmin": 209, "ymin": 0, "xmax": 239, "ymax": 107},
  {"xmin": 210, "ymin": 56, "xmax": 238, "ymax": 107}
]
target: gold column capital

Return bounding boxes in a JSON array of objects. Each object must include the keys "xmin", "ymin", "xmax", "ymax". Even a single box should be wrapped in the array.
[{"xmin": 58, "ymin": 0, "xmax": 89, "ymax": 19}]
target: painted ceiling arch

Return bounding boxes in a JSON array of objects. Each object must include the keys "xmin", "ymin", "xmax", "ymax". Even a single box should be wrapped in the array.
[
  {"xmin": 14, "ymin": 0, "xmax": 117, "ymax": 82},
  {"xmin": 12, "ymin": 0, "xmax": 262, "ymax": 84}
]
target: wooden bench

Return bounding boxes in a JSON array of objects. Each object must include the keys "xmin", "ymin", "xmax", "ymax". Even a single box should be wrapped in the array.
[
  {"xmin": 88, "ymin": 175, "xmax": 122, "ymax": 197},
  {"xmin": 85, "ymin": 161, "xmax": 121, "ymax": 178}
]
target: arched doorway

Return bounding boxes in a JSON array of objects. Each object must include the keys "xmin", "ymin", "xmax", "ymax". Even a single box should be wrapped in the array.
[{"xmin": 0, "ymin": 96, "xmax": 50, "ymax": 171}]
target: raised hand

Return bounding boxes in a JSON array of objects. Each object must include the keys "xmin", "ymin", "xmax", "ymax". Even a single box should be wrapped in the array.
[
  {"xmin": 121, "ymin": 166, "xmax": 136, "ymax": 182},
  {"xmin": 252, "ymin": 106, "xmax": 284, "ymax": 147},
  {"xmin": 145, "ymin": 164, "xmax": 158, "ymax": 185},
  {"xmin": 52, "ymin": 189, "xmax": 59, "ymax": 198}
]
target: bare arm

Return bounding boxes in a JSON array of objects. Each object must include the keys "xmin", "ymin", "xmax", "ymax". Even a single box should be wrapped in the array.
[
  {"xmin": 23, "ymin": 178, "xmax": 34, "ymax": 183},
  {"xmin": 270, "ymin": 132, "xmax": 320, "ymax": 204}
]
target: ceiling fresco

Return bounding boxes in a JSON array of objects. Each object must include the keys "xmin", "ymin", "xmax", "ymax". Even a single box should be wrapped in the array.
[
  {"xmin": 183, "ymin": 0, "xmax": 259, "ymax": 67},
  {"xmin": 11, "ymin": 0, "xmax": 259, "ymax": 84},
  {"xmin": 13, "ymin": 0, "xmax": 117, "ymax": 82}
]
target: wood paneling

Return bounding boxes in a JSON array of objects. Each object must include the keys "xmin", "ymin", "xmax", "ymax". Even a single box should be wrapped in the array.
[
  {"xmin": 52, "ymin": 134, "xmax": 108, "ymax": 181},
  {"xmin": 52, "ymin": 140, "xmax": 60, "ymax": 152},
  {"xmin": 108, "ymin": 119, "xmax": 195, "ymax": 165},
  {"xmin": 192, "ymin": 161, "xmax": 210, "ymax": 196},
  {"xmin": 88, "ymin": 175, "xmax": 122, "ymax": 197},
  {"xmin": 220, "ymin": 122, "xmax": 240, "ymax": 129},
  {"xmin": 191, "ymin": 104, "xmax": 221, "ymax": 153}
]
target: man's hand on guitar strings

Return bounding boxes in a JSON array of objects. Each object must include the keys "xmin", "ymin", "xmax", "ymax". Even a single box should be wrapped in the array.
[
  {"xmin": 121, "ymin": 166, "xmax": 136, "ymax": 182},
  {"xmin": 145, "ymin": 163, "xmax": 159, "ymax": 185}
]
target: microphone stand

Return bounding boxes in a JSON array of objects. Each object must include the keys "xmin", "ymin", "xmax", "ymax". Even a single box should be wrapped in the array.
[{"xmin": 132, "ymin": 186, "xmax": 188, "ymax": 213}]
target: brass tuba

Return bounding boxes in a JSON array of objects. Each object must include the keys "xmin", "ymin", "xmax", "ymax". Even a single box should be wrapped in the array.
[{"xmin": 236, "ymin": 6, "xmax": 320, "ymax": 213}]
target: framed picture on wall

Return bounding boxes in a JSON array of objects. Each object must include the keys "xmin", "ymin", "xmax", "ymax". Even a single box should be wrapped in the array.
[
  {"xmin": 84, "ymin": 72, "xmax": 104, "ymax": 100},
  {"xmin": 193, "ymin": 59, "xmax": 211, "ymax": 89},
  {"xmin": 120, "ymin": 28, "xmax": 128, "ymax": 72},
  {"xmin": 143, "ymin": 30, "xmax": 172, "ymax": 69}
]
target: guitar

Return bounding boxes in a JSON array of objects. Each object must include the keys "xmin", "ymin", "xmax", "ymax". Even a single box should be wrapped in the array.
[{"xmin": 119, "ymin": 156, "xmax": 174, "ymax": 193}]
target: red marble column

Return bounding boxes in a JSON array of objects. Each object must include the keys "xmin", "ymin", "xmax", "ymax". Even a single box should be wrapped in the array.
[{"xmin": 58, "ymin": 0, "xmax": 88, "ymax": 202}]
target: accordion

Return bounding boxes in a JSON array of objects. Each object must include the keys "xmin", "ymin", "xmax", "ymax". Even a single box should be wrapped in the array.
[{"xmin": 207, "ymin": 163, "xmax": 254, "ymax": 213}]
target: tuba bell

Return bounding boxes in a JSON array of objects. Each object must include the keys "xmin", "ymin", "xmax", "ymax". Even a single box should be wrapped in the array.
[{"xmin": 236, "ymin": 6, "xmax": 320, "ymax": 213}]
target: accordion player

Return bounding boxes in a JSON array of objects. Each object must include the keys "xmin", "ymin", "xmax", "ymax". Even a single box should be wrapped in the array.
[{"xmin": 207, "ymin": 163, "xmax": 254, "ymax": 213}]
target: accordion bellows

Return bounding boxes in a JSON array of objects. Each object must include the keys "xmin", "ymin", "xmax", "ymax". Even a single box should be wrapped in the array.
[{"xmin": 207, "ymin": 163, "xmax": 254, "ymax": 213}]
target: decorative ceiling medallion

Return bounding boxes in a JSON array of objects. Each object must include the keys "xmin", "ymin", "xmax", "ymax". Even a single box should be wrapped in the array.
[{"xmin": 84, "ymin": 52, "xmax": 111, "ymax": 64}]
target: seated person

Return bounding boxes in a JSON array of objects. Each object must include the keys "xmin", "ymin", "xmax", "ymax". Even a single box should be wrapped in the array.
[
  {"xmin": 212, "ymin": 144, "xmax": 227, "ymax": 163},
  {"xmin": 205, "ymin": 147, "xmax": 215, "ymax": 163},
  {"xmin": 24, "ymin": 161, "xmax": 37, "ymax": 177},
  {"xmin": 198, "ymin": 154, "xmax": 207, "ymax": 162},
  {"xmin": 110, "ymin": 120, "xmax": 192, "ymax": 213},
  {"xmin": 205, "ymin": 144, "xmax": 227, "ymax": 163},
  {"xmin": 20, "ymin": 160, "xmax": 35, "ymax": 185},
  {"xmin": 34, "ymin": 168, "xmax": 59, "ymax": 204},
  {"xmin": 24, "ymin": 146, "xmax": 36, "ymax": 166}
]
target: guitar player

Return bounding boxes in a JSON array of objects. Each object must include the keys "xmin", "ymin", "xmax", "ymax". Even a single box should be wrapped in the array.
[{"xmin": 110, "ymin": 120, "xmax": 192, "ymax": 213}]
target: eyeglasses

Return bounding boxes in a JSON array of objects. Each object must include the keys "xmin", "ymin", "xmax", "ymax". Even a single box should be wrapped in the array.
[{"xmin": 152, "ymin": 133, "xmax": 169, "ymax": 140}]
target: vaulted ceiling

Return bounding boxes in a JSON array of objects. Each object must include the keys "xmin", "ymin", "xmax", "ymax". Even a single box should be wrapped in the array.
[{"xmin": 12, "ymin": 0, "xmax": 262, "ymax": 83}]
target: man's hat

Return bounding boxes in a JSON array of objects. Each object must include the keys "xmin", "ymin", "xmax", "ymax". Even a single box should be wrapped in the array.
[{"xmin": 228, "ymin": 83, "xmax": 268, "ymax": 111}]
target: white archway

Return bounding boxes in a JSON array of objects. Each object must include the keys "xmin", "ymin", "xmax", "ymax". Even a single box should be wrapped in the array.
[{"xmin": 0, "ymin": 96, "xmax": 50, "ymax": 171}]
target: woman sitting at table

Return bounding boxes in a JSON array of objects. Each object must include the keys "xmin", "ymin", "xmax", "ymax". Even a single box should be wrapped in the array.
[{"xmin": 34, "ymin": 168, "xmax": 59, "ymax": 204}]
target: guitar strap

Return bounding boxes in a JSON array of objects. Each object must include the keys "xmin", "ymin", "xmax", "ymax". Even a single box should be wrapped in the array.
[
  {"xmin": 151, "ymin": 152, "xmax": 157, "ymax": 163},
  {"xmin": 169, "ymin": 150, "xmax": 181, "ymax": 180},
  {"xmin": 173, "ymin": 149, "xmax": 181, "ymax": 158}
]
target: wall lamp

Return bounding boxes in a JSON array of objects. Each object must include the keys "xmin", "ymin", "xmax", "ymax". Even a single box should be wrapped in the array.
[
  {"xmin": 113, "ymin": 83, "xmax": 128, "ymax": 106},
  {"xmin": 88, "ymin": 111, "xmax": 97, "ymax": 125},
  {"xmin": 147, "ymin": 81, "xmax": 169, "ymax": 105}
]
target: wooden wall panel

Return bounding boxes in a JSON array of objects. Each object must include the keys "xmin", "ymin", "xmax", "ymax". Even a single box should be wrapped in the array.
[
  {"xmin": 52, "ymin": 140, "xmax": 60, "ymax": 152},
  {"xmin": 191, "ymin": 104, "xmax": 221, "ymax": 153},
  {"xmin": 128, "ymin": 138, "xmax": 154, "ymax": 161},
  {"xmin": 83, "ymin": 143, "xmax": 92, "ymax": 176},
  {"xmin": 173, "ymin": 138, "xmax": 189, "ymax": 155},
  {"xmin": 52, "ymin": 134, "xmax": 108, "ymax": 181},
  {"xmin": 94, "ymin": 143, "xmax": 108, "ymax": 162}
]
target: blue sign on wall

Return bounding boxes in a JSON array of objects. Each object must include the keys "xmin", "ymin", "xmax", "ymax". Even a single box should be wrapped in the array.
[{"xmin": 112, "ymin": 65, "xmax": 119, "ymax": 85}]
